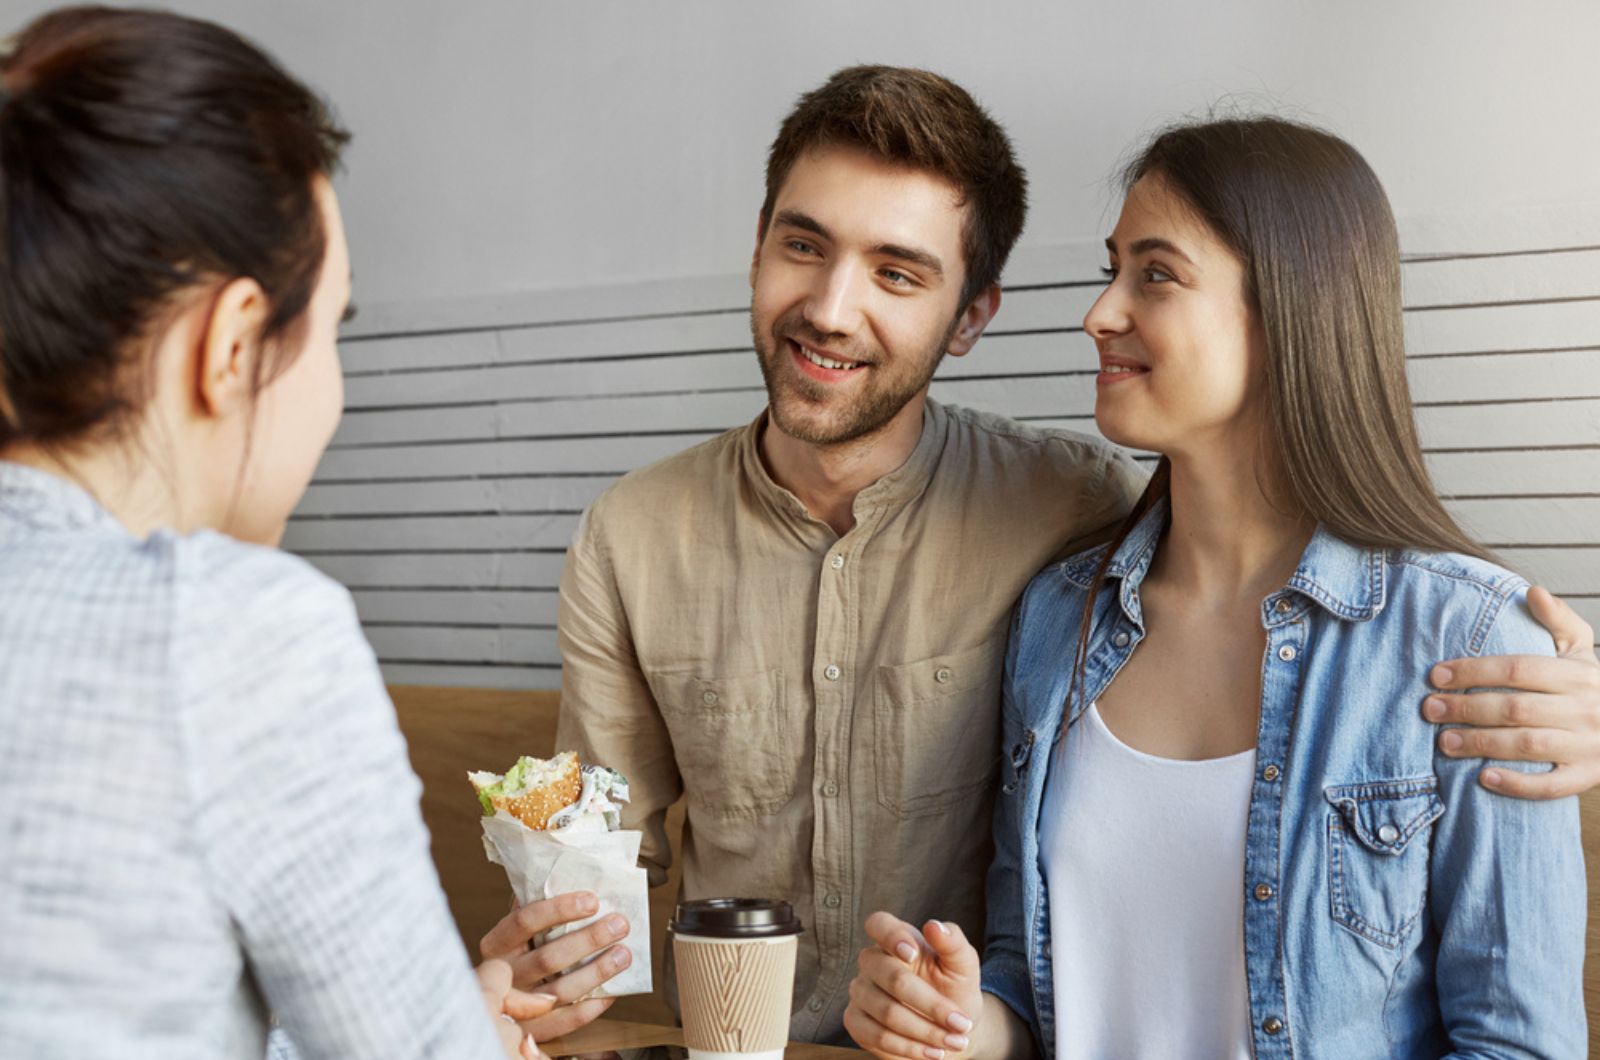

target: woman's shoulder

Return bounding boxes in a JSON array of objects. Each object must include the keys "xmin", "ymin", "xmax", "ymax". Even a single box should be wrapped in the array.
[{"xmin": 1383, "ymin": 547, "xmax": 1546, "ymax": 657}]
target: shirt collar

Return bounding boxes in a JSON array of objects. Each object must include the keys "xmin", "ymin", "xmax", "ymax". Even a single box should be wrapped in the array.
[
  {"xmin": 1064, "ymin": 495, "xmax": 1387, "ymax": 627},
  {"xmin": 739, "ymin": 398, "xmax": 948, "ymax": 527},
  {"xmin": 0, "ymin": 460, "xmax": 124, "ymax": 534}
]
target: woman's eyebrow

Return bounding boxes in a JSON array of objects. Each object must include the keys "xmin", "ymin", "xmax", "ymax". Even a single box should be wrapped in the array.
[{"xmin": 1105, "ymin": 235, "xmax": 1195, "ymax": 265}]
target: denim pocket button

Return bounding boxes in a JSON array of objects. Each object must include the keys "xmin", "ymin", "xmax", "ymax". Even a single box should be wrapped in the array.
[{"xmin": 1377, "ymin": 823, "xmax": 1400, "ymax": 844}]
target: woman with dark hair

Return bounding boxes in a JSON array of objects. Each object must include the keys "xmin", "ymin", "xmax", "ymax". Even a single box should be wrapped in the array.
[
  {"xmin": 0, "ymin": 7, "xmax": 622, "ymax": 1058},
  {"xmin": 843, "ymin": 117, "xmax": 1586, "ymax": 1058}
]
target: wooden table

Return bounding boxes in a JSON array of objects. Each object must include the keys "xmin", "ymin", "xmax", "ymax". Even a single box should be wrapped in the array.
[{"xmin": 543, "ymin": 1018, "xmax": 861, "ymax": 1059}]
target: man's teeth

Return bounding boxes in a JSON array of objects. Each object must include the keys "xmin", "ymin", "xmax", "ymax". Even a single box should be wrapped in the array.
[{"xmin": 800, "ymin": 346, "xmax": 861, "ymax": 371}]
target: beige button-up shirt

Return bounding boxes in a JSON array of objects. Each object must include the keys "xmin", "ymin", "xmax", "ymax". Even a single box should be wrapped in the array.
[{"xmin": 555, "ymin": 399, "xmax": 1145, "ymax": 1043}]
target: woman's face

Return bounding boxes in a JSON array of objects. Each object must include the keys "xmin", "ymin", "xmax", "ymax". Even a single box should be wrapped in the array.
[
  {"xmin": 1084, "ymin": 174, "xmax": 1268, "ymax": 462},
  {"xmin": 227, "ymin": 179, "xmax": 350, "ymax": 545}
]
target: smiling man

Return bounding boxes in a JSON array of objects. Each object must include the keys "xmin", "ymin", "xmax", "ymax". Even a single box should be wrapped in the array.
[{"xmin": 519, "ymin": 67, "xmax": 1600, "ymax": 1046}]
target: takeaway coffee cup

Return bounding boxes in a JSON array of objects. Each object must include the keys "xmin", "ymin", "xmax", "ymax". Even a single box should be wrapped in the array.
[{"xmin": 669, "ymin": 898, "xmax": 805, "ymax": 1060}]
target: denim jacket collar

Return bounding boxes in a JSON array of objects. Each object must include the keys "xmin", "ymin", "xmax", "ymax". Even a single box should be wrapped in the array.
[{"xmin": 1060, "ymin": 496, "xmax": 1388, "ymax": 630}]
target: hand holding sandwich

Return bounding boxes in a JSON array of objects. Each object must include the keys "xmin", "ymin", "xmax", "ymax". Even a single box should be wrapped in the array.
[{"xmin": 479, "ymin": 890, "xmax": 631, "ymax": 1039}]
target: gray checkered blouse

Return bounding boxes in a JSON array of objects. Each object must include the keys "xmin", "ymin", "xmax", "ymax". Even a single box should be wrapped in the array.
[{"xmin": 0, "ymin": 462, "xmax": 501, "ymax": 1058}]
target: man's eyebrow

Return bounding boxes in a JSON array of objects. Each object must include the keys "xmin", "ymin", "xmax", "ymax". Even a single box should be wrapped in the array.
[
  {"xmin": 775, "ymin": 209, "xmax": 944, "ymax": 278},
  {"xmin": 1105, "ymin": 235, "xmax": 1196, "ymax": 266}
]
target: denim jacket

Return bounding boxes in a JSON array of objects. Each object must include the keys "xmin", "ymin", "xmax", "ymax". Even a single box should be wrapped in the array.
[{"xmin": 980, "ymin": 501, "xmax": 1586, "ymax": 1059}]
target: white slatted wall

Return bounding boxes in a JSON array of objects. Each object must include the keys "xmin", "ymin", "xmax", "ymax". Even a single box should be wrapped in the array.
[{"xmin": 286, "ymin": 217, "xmax": 1600, "ymax": 689}]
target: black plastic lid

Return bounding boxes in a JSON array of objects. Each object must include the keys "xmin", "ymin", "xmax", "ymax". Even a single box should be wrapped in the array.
[{"xmin": 669, "ymin": 898, "xmax": 804, "ymax": 939}]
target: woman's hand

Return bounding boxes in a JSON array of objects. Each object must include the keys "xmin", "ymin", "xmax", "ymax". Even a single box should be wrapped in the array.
[
  {"xmin": 478, "ymin": 891, "xmax": 630, "ymax": 1039},
  {"xmin": 845, "ymin": 912, "xmax": 982, "ymax": 1060},
  {"xmin": 476, "ymin": 958, "xmax": 555, "ymax": 1059}
]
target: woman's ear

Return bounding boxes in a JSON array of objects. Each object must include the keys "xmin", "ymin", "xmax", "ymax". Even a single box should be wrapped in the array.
[{"xmin": 196, "ymin": 277, "xmax": 268, "ymax": 418}]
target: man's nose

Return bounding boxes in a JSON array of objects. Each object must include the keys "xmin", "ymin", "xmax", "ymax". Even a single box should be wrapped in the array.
[{"xmin": 803, "ymin": 260, "xmax": 867, "ymax": 337}]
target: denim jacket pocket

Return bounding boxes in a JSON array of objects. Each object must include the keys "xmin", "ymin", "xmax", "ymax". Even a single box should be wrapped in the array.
[
  {"xmin": 1324, "ymin": 776, "xmax": 1445, "ymax": 948},
  {"xmin": 654, "ymin": 669, "xmax": 796, "ymax": 818},
  {"xmin": 874, "ymin": 636, "xmax": 1005, "ymax": 819}
]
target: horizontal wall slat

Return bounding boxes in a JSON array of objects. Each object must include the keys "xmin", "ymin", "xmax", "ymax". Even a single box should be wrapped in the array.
[
  {"xmin": 366, "ymin": 626, "xmax": 559, "ymax": 666},
  {"xmin": 1415, "ymin": 399, "xmax": 1600, "ymax": 449},
  {"xmin": 297, "ymin": 476, "xmax": 613, "ymax": 517},
  {"xmin": 1404, "ymin": 299, "xmax": 1600, "ymax": 357},
  {"xmin": 1401, "ymin": 248, "xmax": 1600, "ymax": 306},
  {"xmin": 316, "ymin": 431, "xmax": 719, "ymax": 481},
  {"xmin": 379, "ymin": 661, "xmax": 561, "ymax": 690},
  {"xmin": 309, "ymin": 551, "xmax": 567, "ymax": 589},
  {"xmin": 1427, "ymin": 449, "xmax": 1600, "ymax": 497},
  {"xmin": 1499, "ymin": 549, "xmax": 1600, "ymax": 594},
  {"xmin": 283, "ymin": 513, "xmax": 581, "ymax": 552},
  {"xmin": 353, "ymin": 589, "xmax": 557, "ymax": 626},
  {"xmin": 1448, "ymin": 497, "xmax": 1600, "ymax": 546}
]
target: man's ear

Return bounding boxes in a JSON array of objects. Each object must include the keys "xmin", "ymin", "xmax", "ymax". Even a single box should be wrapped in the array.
[
  {"xmin": 196, "ymin": 277, "xmax": 268, "ymax": 418},
  {"xmin": 750, "ymin": 210, "xmax": 769, "ymax": 290},
  {"xmin": 946, "ymin": 283, "xmax": 1003, "ymax": 358}
]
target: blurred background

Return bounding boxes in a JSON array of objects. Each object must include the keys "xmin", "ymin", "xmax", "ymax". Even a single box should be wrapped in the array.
[{"xmin": 4, "ymin": 0, "xmax": 1596, "ymax": 688}]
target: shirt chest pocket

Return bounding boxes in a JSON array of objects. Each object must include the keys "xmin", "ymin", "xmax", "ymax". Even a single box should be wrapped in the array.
[
  {"xmin": 1324, "ymin": 777, "xmax": 1445, "ymax": 949},
  {"xmin": 654, "ymin": 669, "xmax": 798, "ymax": 818},
  {"xmin": 873, "ymin": 636, "xmax": 1005, "ymax": 819}
]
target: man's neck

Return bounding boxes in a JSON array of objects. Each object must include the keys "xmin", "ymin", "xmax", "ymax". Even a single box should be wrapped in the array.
[{"xmin": 758, "ymin": 395, "xmax": 928, "ymax": 537}]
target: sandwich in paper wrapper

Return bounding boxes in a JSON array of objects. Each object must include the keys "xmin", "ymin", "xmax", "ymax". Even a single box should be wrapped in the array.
[{"xmin": 468, "ymin": 751, "xmax": 650, "ymax": 997}]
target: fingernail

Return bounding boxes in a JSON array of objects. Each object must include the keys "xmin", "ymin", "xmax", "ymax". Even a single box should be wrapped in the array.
[
  {"xmin": 948, "ymin": 1012, "xmax": 973, "ymax": 1033},
  {"xmin": 1422, "ymin": 697, "xmax": 1446, "ymax": 722},
  {"xmin": 523, "ymin": 1032, "xmax": 539, "ymax": 1058},
  {"xmin": 945, "ymin": 1034, "xmax": 969, "ymax": 1050},
  {"xmin": 1483, "ymin": 768, "xmax": 1503, "ymax": 787},
  {"xmin": 924, "ymin": 1049, "xmax": 945, "ymax": 1060},
  {"xmin": 577, "ymin": 893, "xmax": 599, "ymax": 914},
  {"xmin": 608, "ymin": 947, "xmax": 631, "ymax": 969},
  {"xmin": 604, "ymin": 914, "xmax": 627, "ymax": 937},
  {"xmin": 533, "ymin": 992, "xmax": 559, "ymax": 1003},
  {"xmin": 1432, "ymin": 665, "xmax": 1453, "ymax": 687},
  {"xmin": 1440, "ymin": 730, "xmax": 1463, "ymax": 753},
  {"xmin": 929, "ymin": 920, "xmax": 948, "ymax": 935},
  {"xmin": 896, "ymin": 942, "xmax": 917, "ymax": 962}
]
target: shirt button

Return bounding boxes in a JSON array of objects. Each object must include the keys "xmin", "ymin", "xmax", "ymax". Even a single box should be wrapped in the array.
[
  {"xmin": 934, "ymin": 667, "xmax": 953, "ymax": 684},
  {"xmin": 1262, "ymin": 764, "xmax": 1281, "ymax": 782},
  {"xmin": 822, "ymin": 781, "xmax": 839, "ymax": 797},
  {"xmin": 1275, "ymin": 598, "xmax": 1293, "ymax": 614},
  {"xmin": 1254, "ymin": 883, "xmax": 1274, "ymax": 902},
  {"xmin": 1378, "ymin": 823, "xmax": 1400, "ymax": 844},
  {"xmin": 1277, "ymin": 645, "xmax": 1297, "ymax": 662},
  {"xmin": 824, "ymin": 894, "xmax": 842, "ymax": 908},
  {"xmin": 1113, "ymin": 632, "xmax": 1131, "ymax": 647},
  {"xmin": 823, "ymin": 664, "xmax": 841, "ymax": 681},
  {"xmin": 830, "ymin": 553, "xmax": 845, "ymax": 570},
  {"xmin": 701, "ymin": 690, "xmax": 719, "ymax": 706},
  {"xmin": 1263, "ymin": 1017, "xmax": 1284, "ymax": 1036},
  {"xmin": 808, "ymin": 998, "xmax": 823, "ymax": 1012}
]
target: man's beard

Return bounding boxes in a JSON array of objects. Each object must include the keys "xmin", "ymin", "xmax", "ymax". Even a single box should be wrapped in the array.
[{"xmin": 751, "ymin": 309, "xmax": 955, "ymax": 447}]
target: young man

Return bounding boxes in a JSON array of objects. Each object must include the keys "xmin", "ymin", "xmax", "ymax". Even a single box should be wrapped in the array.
[{"xmin": 491, "ymin": 67, "xmax": 1600, "ymax": 1045}]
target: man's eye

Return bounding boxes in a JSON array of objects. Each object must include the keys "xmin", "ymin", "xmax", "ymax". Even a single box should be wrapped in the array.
[
  {"xmin": 881, "ymin": 268, "xmax": 913, "ymax": 286},
  {"xmin": 786, "ymin": 239, "xmax": 816, "ymax": 255}
]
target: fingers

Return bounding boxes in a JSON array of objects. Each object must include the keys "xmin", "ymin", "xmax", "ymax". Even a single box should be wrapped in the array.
[
  {"xmin": 527, "ymin": 942, "xmax": 632, "ymax": 1007},
  {"xmin": 518, "ymin": 996, "xmax": 615, "ymax": 1042},
  {"xmin": 1430, "ymin": 653, "xmax": 1577, "ymax": 697},
  {"xmin": 864, "ymin": 911, "xmax": 922, "ymax": 960},
  {"xmin": 1436, "ymin": 724, "xmax": 1576, "ymax": 764},
  {"xmin": 1475, "ymin": 761, "xmax": 1600, "ymax": 801},
  {"xmin": 920, "ymin": 920, "xmax": 980, "ymax": 983},
  {"xmin": 845, "ymin": 973, "xmax": 966, "ymax": 1060},
  {"xmin": 503, "ymin": 989, "xmax": 559, "ymax": 1022},
  {"xmin": 854, "ymin": 947, "xmax": 973, "ymax": 1046},
  {"xmin": 476, "ymin": 958, "xmax": 514, "ymax": 1006},
  {"xmin": 510, "ymin": 913, "xmax": 630, "ymax": 989},
  {"xmin": 1528, "ymin": 586, "xmax": 1597, "ymax": 659},
  {"xmin": 493, "ymin": 1013, "xmax": 542, "ymax": 1060},
  {"xmin": 1423, "ymin": 689, "xmax": 1591, "ymax": 733},
  {"xmin": 480, "ymin": 892, "xmax": 600, "ymax": 962}
]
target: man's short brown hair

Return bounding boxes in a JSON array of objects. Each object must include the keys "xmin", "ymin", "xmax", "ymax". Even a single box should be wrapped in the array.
[{"xmin": 761, "ymin": 65, "xmax": 1028, "ymax": 309}]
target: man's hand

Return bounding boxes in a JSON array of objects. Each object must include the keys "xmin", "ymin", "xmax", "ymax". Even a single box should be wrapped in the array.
[
  {"xmin": 845, "ymin": 912, "xmax": 980, "ymax": 1060},
  {"xmin": 1423, "ymin": 586, "xmax": 1600, "ymax": 799},
  {"xmin": 478, "ymin": 891, "xmax": 631, "ymax": 1040},
  {"xmin": 476, "ymin": 958, "xmax": 554, "ymax": 1059}
]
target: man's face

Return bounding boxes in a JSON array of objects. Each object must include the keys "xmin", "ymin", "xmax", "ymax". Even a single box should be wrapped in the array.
[{"xmin": 749, "ymin": 144, "xmax": 978, "ymax": 447}]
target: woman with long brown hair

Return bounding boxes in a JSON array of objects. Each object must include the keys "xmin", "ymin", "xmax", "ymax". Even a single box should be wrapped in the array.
[{"xmin": 843, "ymin": 117, "xmax": 1586, "ymax": 1057}]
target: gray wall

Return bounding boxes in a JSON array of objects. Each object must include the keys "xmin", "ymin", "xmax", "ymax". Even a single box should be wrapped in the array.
[{"xmin": 3, "ymin": 1, "xmax": 1595, "ymax": 686}]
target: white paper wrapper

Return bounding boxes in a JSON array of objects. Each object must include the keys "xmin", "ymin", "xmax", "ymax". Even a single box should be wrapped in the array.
[{"xmin": 480, "ymin": 810, "xmax": 652, "ymax": 997}]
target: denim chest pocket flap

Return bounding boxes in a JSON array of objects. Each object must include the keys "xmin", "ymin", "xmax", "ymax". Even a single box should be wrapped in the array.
[
  {"xmin": 653, "ymin": 668, "xmax": 797, "ymax": 818},
  {"xmin": 873, "ymin": 635, "xmax": 1006, "ymax": 819},
  {"xmin": 1323, "ymin": 777, "xmax": 1445, "ymax": 948}
]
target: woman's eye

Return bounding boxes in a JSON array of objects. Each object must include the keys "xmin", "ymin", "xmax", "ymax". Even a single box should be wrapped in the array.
[
  {"xmin": 1144, "ymin": 266, "xmax": 1175, "ymax": 284},
  {"xmin": 1100, "ymin": 265, "xmax": 1117, "ymax": 281}
]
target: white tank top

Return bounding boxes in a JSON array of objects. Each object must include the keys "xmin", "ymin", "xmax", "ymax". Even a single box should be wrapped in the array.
[{"xmin": 1038, "ymin": 704, "xmax": 1256, "ymax": 1060}]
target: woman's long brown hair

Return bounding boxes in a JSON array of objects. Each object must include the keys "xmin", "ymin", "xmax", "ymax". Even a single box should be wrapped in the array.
[{"xmin": 1068, "ymin": 116, "xmax": 1492, "ymax": 716}]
